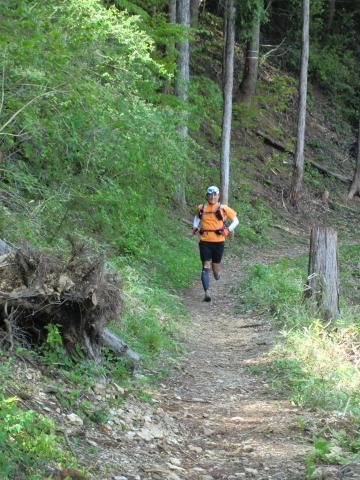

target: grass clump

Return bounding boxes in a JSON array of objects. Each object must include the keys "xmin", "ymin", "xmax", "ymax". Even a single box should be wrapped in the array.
[
  {"xmin": 236, "ymin": 245, "xmax": 360, "ymax": 469},
  {"xmin": 114, "ymin": 262, "xmax": 187, "ymax": 360},
  {"xmin": 234, "ymin": 256, "xmax": 306, "ymax": 317},
  {"xmin": 0, "ymin": 356, "xmax": 80, "ymax": 479}
]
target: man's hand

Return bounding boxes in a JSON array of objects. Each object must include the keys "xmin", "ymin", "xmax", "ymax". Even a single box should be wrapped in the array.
[
  {"xmin": 222, "ymin": 227, "xmax": 230, "ymax": 237},
  {"xmin": 191, "ymin": 227, "xmax": 198, "ymax": 235}
]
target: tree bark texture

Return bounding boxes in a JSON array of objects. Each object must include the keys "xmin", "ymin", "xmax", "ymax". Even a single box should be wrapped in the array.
[
  {"xmin": 220, "ymin": 0, "xmax": 236, "ymax": 205},
  {"xmin": 306, "ymin": 226, "xmax": 340, "ymax": 320},
  {"xmin": 326, "ymin": 0, "xmax": 336, "ymax": 34},
  {"xmin": 289, "ymin": 0, "xmax": 309, "ymax": 206},
  {"xmin": 176, "ymin": 0, "xmax": 190, "ymax": 116},
  {"xmin": 169, "ymin": 0, "xmax": 176, "ymax": 24},
  {"xmin": 238, "ymin": 12, "xmax": 260, "ymax": 102},
  {"xmin": 348, "ymin": 116, "xmax": 360, "ymax": 199},
  {"xmin": 190, "ymin": 0, "xmax": 200, "ymax": 26},
  {"xmin": 174, "ymin": 0, "xmax": 190, "ymax": 205}
]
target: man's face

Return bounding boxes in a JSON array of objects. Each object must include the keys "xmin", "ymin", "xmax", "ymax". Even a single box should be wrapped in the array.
[{"xmin": 206, "ymin": 192, "xmax": 220, "ymax": 204}]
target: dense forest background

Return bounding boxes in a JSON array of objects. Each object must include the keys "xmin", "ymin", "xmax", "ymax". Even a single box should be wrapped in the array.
[
  {"xmin": 1, "ymin": 0, "xmax": 360, "ymax": 478},
  {"xmin": 1, "ymin": 0, "xmax": 359, "ymax": 268}
]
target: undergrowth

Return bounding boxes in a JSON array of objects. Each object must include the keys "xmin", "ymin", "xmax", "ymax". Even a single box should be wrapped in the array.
[
  {"xmin": 235, "ymin": 244, "xmax": 360, "ymax": 474},
  {"xmin": 0, "ymin": 356, "xmax": 81, "ymax": 480}
]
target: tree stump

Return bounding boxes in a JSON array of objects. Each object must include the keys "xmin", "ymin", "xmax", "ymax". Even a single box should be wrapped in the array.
[
  {"xmin": 0, "ymin": 240, "xmax": 139, "ymax": 363},
  {"xmin": 306, "ymin": 226, "xmax": 340, "ymax": 320}
]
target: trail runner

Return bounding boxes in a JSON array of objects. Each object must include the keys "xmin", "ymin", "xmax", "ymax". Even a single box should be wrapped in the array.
[{"xmin": 192, "ymin": 185, "xmax": 239, "ymax": 302}]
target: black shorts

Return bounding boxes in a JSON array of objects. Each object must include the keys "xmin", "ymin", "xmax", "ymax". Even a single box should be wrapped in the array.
[{"xmin": 199, "ymin": 241, "xmax": 225, "ymax": 264}]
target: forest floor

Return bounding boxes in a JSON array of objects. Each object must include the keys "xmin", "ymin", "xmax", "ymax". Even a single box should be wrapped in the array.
[
  {"xmin": 9, "ymin": 238, "xmax": 352, "ymax": 480},
  {"xmin": 69, "ymin": 240, "xmax": 339, "ymax": 480},
  {"xmin": 148, "ymin": 244, "xmax": 313, "ymax": 480}
]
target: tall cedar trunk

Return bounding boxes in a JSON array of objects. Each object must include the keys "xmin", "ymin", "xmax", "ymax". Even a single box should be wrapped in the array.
[
  {"xmin": 190, "ymin": 0, "xmax": 200, "ymax": 26},
  {"xmin": 220, "ymin": 0, "xmax": 236, "ymax": 205},
  {"xmin": 289, "ymin": 0, "xmax": 309, "ymax": 206},
  {"xmin": 348, "ymin": 116, "xmax": 360, "ymax": 199},
  {"xmin": 175, "ymin": 0, "xmax": 190, "ymax": 205},
  {"xmin": 169, "ymin": 0, "xmax": 176, "ymax": 23},
  {"xmin": 238, "ymin": 12, "xmax": 260, "ymax": 102},
  {"xmin": 306, "ymin": 226, "xmax": 340, "ymax": 321},
  {"xmin": 326, "ymin": 0, "xmax": 336, "ymax": 34},
  {"xmin": 167, "ymin": 0, "xmax": 177, "ymax": 86}
]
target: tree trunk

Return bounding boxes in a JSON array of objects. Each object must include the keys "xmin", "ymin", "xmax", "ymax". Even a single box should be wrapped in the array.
[
  {"xmin": 289, "ymin": 0, "xmax": 309, "ymax": 206},
  {"xmin": 326, "ymin": 0, "xmax": 336, "ymax": 34},
  {"xmin": 220, "ymin": 0, "xmax": 236, "ymax": 205},
  {"xmin": 169, "ymin": 0, "xmax": 176, "ymax": 24},
  {"xmin": 306, "ymin": 226, "xmax": 340, "ymax": 321},
  {"xmin": 348, "ymin": 116, "xmax": 360, "ymax": 199},
  {"xmin": 190, "ymin": 0, "xmax": 200, "ymax": 26},
  {"xmin": 175, "ymin": 0, "xmax": 190, "ymax": 206},
  {"xmin": 238, "ymin": 12, "xmax": 260, "ymax": 102},
  {"xmin": 166, "ymin": 0, "xmax": 177, "ymax": 95}
]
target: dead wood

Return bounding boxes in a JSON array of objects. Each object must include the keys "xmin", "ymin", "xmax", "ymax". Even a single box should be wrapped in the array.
[
  {"xmin": 271, "ymin": 224, "xmax": 301, "ymax": 236},
  {"xmin": 0, "ymin": 239, "xmax": 14, "ymax": 254},
  {"xmin": 308, "ymin": 159, "xmax": 351, "ymax": 184},
  {"xmin": 256, "ymin": 130, "xmax": 292, "ymax": 153},
  {"xmin": 101, "ymin": 328, "xmax": 140, "ymax": 363},
  {"xmin": 0, "ymin": 240, "xmax": 138, "ymax": 362},
  {"xmin": 306, "ymin": 226, "xmax": 340, "ymax": 320},
  {"xmin": 255, "ymin": 130, "xmax": 352, "ymax": 184}
]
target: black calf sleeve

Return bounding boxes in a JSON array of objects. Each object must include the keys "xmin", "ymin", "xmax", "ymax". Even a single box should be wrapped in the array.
[{"xmin": 201, "ymin": 267, "xmax": 210, "ymax": 291}]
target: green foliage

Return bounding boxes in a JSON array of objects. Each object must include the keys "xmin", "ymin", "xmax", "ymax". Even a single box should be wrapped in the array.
[
  {"xmin": 233, "ymin": 73, "xmax": 296, "ymax": 129},
  {"xmin": 306, "ymin": 437, "xmax": 332, "ymax": 478},
  {"xmin": 258, "ymin": 74, "xmax": 297, "ymax": 114},
  {"xmin": 233, "ymin": 101, "xmax": 261, "ymax": 129},
  {"xmin": 0, "ymin": 0, "xmax": 201, "ymax": 290},
  {"xmin": 115, "ymin": 263, "xmax": 186, "ymax": 358},
  {"xmin": 235, "ymin": 256, "xmax": 306, "ymax": 315},
  {"xmin": 338, "ymin": 244, "xmax": 360, "ymax": 306},
  {"xmin": 189, "ymin": 76, "xmax": 223, "ymax": 139},
  {"xmin": 0, "ymin": 393, "xmax": 79, "ymax": 479},
  {"xmin": 236, "ymin": 248, "xmax": 360, "ymax": 468},
  {"xmin": 230, "ymin": 183, "xmax": 273, "ymax": 246},
  {"xmin": 308, "ymin": 42, "xmax": 358, "ymax": 120},
  {"xmin": 39, "ymin": 324, "xmax": 67, "ymax": 365},
  {"xmin": 271, "ymin": 0, "xmax": 360, "ymax": 122},
  {"xmin": 236, "ymin": 0, "xmax": 267, "ymax": 43},
  {"xmin": 304, "ymin": 162, "xmax": 324, "ymax": 187}
]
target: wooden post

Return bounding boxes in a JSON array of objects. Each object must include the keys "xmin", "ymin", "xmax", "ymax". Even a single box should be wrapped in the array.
[{"xmin": 306, "ymin": 226, "xmax": 340, "ymax": 320}]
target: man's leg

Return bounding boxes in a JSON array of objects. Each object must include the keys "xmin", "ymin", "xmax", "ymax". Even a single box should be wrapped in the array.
[
  {"xmin": 212, "ymin": 262, "xmax": 221, "ymax": 280},
  {"xmin": 212, "ymin": 242, "xmax": 225, "ymax": 281},
  {"xmin": 199, "ymin": 242, "xmax": 212, "ymax": 302},
  {"xmin": 201, "ymin": 260, "xmax": 211, "ymax": 302}
]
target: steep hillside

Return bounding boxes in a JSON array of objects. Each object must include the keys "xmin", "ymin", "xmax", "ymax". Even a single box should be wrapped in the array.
[{"xmin": 0, "ymin": 1, "xmax": 360, "ymax": 479}]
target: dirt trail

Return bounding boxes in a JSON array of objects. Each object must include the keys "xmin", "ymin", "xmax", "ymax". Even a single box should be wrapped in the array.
[
  {"xmin": 152, "ymin": 247, "xmax": 311, "ymax": 480},
  {"xmin": 39, "ymin": 245, "xmax": 313, "ymax": 480}
]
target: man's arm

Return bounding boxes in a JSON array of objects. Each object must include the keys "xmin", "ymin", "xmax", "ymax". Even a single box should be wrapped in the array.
[
  {"xmin": 193, "ymin": 216, "xmax": 200, "ymax": 229},
  {"xmin": 192, "ymin": 215, "xmax": 200, "ymax": 234},
  {"xmin": 228, "ymin": 216, "xmax": 239, "ymax": 232}
]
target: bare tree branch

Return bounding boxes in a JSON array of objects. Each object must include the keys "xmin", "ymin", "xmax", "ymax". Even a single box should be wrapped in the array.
[
  {"xmin": 0, "ymin": 89, "xmax": 57, "ymax": 134},
  {"xmin": 0, "ymin": 51, "xmax": 6, "ymax": 117}
]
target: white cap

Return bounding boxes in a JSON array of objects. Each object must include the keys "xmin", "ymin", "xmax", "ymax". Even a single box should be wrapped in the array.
[{"xmin": 206, "ymin": 185, "xmax": 219, "ymax": 195}]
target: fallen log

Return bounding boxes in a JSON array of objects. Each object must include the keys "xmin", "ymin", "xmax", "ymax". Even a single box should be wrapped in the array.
[
  {"xmin": 255, "ymin": 130, "xmax": 352, "ymax": 184},
  {"xmin": 308, "ymin": 159, "xmax": 351, "ymax": 184},
  {"xmin": 0, "ymin": 239, "xmax": 14, "ymax": 254},
  {"xmin": 0, "ymin": 240, "xmax": 139, "ymax": 363},
  {"xmin": 256, "ymin": 129, "xmax": 292, "ymax": 154},
  {"xmin": 101, "ymin": 328, "xmax": 140, "ymax": 363}
]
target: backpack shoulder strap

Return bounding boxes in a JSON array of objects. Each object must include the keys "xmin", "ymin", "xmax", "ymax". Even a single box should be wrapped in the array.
[{"xmin": 198, "ymin": 203, "xmax": 205, "ymax": 218}]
